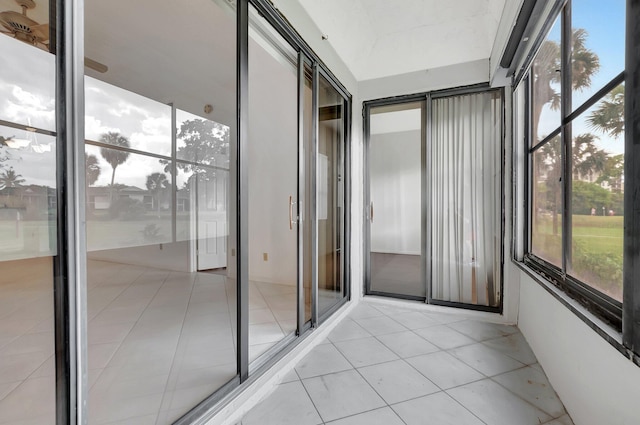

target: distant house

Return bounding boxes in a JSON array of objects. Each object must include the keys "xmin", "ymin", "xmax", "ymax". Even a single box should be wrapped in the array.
[
  {"xmin": 0, "ymin": 185, "xmax": 55, "ymax": 220},
  {"xmin": 86, "ymin": 185, "xmax": 148, "ymax": 212}
]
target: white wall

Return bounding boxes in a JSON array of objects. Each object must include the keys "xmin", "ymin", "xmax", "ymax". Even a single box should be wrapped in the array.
[
  {"xmin": 518, "ymin": 272, "xmax": 640, "ymax": 425},
  {"xmin": 359, "ymin": 59, "xmax": 489, "ymax": 102}
]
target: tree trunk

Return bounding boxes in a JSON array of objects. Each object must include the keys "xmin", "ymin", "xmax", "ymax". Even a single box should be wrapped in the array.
[{"xmin": 109, "ymin": 166, "xmax": 116, "ymax": 205}]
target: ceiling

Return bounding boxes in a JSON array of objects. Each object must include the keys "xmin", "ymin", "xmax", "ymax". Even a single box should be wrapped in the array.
[{"xmin": 298, "ymin": 0, "xmax": 506, "ymax": 81}]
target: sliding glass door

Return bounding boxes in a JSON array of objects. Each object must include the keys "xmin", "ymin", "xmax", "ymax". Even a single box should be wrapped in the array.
[
  {"xmin": 317, "ymin": 73, "xmax": 348, "ymax": 317},
  {"xmin": 5, "ymin": 0, "xmax": 352, "ymax": 422},
  {"xmin": 247, "ymin": 5, "xmax": 300, "ymax": 361},
  {"xmin": 365, "ymin": 88, "xmax": 503, "ymax": 311},
  {"xmin": 367, "ymin": 101, "xmax": 426, "ymax": 299},
  {"xmin": 0, "ymin": 2, "xmax": 57, "ymax": 422}
]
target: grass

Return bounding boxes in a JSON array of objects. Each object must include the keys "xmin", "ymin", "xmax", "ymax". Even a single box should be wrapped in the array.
[
  {"xmin": 532, "ymin": 214, "xmax": 623, "ymax": 301},
  {"xmin": 533, "ymin": 216, "xmax": 623, "ymax": 253}
]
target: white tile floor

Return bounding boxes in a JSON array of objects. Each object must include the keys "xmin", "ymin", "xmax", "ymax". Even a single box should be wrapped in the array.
[
  {"xmin": 0, "ymin": 257, "xmax": 302, "ymax": 425},
  {"xmin": 87, "ymin": 259, "xmax": 304, "ymax": 425},
  {"xmin": 239, "ymin": 301, "xmax": 575, "ymax": 425}
]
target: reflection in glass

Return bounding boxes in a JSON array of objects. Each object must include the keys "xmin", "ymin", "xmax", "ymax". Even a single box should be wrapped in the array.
[
  {"xmin": 85, "ymin": 77, "xmax": 172, "ymax": 156},
  {"xmin": 248, "ymin": 5, "xmax": 298, "ymax": 361},
  {"xmin": 176, "ymin": 109, "xmax": 230, "ymax": 167},
  {"xmin": 0, "ymin": 0, "xmax": 56, "ymax": 423},
  {"xmin": 85, "ymin": 145, "xmax": 172, "ymax": 250},
  {"xmin": 318, "ymin": 75, "xmax": 346, "ymax": 314},
  {"xmin": 369, "ymin": 102, "xmax": 423, "ymax": 298},
  {"xmin": 531, "ymin": 17, "xmax": 561, "ymax": 147},
  {"xmin": 570, "ymin": 0, "xmax": 625, "ymax": 111},
  {"xmin": 0, "ymin": 25, "xmax": 55, "ymax": 132},
  {"xmin": 569, "ymin": 85, "xmax": 624, "ymax": 301},
  {"xmin": 0, "ymin": 126, "xmax": 56, "ymax": 261},
  {"xmin": 531, "ymin": 136, "xmax": 563, "ymax": 266},
  {"xmin": 85, "ymin": 0, "xmax": 237, "ymax": 422}
]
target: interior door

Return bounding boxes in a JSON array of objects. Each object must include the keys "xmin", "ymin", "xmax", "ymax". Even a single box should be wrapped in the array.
[{"xmin": 197, "ymin": 170, "xmax": 228, "ymax": 270}]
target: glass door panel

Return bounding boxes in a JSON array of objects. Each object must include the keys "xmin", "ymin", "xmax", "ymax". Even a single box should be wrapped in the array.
[
  {"xmin": 84, "ymin": 0, "xmax": 238, "ymax": 422},
  {"xmin": 248, "ymin": 6, "xmax": 299, "ymax": 361},
  {"xmin": 317, "ymin": 74, "xmax": 346, "ymax": 316},
  {"xmin": 0, "ymin": 1, "xmax": 56, "ymax": 422},
  {"xmin": 368, "ymin": 102, "xmax": 425, "ymax": 298},
  {"xmin": 303, "ymin": 63, "xmax": 313, "ymax": 324}
]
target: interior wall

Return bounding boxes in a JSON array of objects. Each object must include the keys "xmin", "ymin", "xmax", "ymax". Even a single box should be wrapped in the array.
[
  {"xmin": 501, "ymin": 85, "xmax": 520, "ymax": 323},
  {"xmin": 358, "ymin": 59, "xmax": 489, "ymax": 102},
  {"xmin": 518, "ymin": 272, "xmax": 640, "ymax": 425}
]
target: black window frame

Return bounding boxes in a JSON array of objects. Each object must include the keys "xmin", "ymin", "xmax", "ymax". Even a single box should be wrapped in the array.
[{"xmin": 520, "ymin": 1, "xmax": 627, "ymax": 332}]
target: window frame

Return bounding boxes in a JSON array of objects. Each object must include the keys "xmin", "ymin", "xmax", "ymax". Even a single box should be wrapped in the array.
[{"xmin": 520, "ymin": 1, "xmax": 626, "ymax": 330}]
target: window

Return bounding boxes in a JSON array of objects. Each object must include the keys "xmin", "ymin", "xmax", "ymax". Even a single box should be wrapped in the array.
[{"xmin": 521, "ymin": 0, "xmax": 625, "ymax": 327}]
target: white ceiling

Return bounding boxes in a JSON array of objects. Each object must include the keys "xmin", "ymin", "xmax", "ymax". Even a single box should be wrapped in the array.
[{"xmin": 298, "ymin": 0, "xmax": 506, "ymax": 81}]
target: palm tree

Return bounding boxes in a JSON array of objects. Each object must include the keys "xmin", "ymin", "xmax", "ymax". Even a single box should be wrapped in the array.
[
  {"xmin": 570, "ymin": 29, "xmax": 601, "ymax": 92},
  {"xmin": 85, "ymin": 153, "xmax": 101, "ymax": 186},
  {"xmin": 572, "ymin": 134, "xmax": 607, "ymax": 181},
  {"xmin": 145, "ymin": 172, "xmax": 169, "ymax": 217},
  {"xmin": 532, "ymin": 28, "xmax": 600, "ymax": 233},
  {"xmin": 587, "ymin": 84, "xmax": 624, "ymax": 138},
  {"xmin": 0, "ymin": 167, "xmax": 26, "ymax": 194},
  {"xmin": 0, "ymin": 135, "xmax": 15, "ymax": 164},
  {"xmin": 99, "ymin": 132, "xmax": 130, "ymax": 202},
  {"xmin": 586, "ymin": 85, "xmax": 625, "ymax": 193}
]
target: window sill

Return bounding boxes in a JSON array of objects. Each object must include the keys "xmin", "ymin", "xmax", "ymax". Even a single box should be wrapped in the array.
[{"xmin": 512, "ymin": 259, "xmax": 640, "ymax": 368}]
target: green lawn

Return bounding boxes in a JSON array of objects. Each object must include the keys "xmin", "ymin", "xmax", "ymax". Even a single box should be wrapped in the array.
[{"xmin": 532, "ymin": 214, "xmax": 623, "ymax": 301}]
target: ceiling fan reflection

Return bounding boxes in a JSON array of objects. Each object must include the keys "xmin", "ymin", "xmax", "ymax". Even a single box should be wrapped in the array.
[{"xmin": 0, "ymin": 0, "xmax": 108, "ymax": 73}]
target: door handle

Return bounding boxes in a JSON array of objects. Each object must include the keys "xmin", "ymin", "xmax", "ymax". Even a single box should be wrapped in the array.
[
  {"xmin": 289, "ymin": 196, "xmax": 294, "ymax": 230},
  {"xmin": 370, "ymin": 202, "xmax": 374, "ymax": 223}
]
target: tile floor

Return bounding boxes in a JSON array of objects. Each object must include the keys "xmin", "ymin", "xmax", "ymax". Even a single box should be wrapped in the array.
[
  {"xmin": 0, "ymin": 257, "xmax": 302, "ymax": 425},
  {"xmin": 239, "ymin": 301, "xmax": 575, "ymax": 425}
]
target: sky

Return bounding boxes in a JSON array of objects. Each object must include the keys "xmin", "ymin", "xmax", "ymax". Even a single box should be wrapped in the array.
[
  {"xmin": 0, "ymin": 33, "xmax": 228, "ymax": 190},
  {"xmin": 536, "ymin": 0, "xmax": 625, "ymax": 155}
]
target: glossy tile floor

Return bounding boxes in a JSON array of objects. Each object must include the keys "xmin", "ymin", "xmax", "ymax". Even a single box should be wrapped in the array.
[
  {"xmin": 239, "ymin": 301, "xmax": 574, "ymax": 425},
  {"xmin": 0, "ymin": 257, "xmax": 299, "ymax": 425},
  {"xmin": 87, "ymin": 259, "xmax": 300, "ymax": 425}
]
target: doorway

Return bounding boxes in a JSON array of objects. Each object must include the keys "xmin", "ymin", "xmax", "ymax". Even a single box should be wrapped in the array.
[{"xmin": 364, "ymin": 88, "xmax": 503, "ymax": 311}]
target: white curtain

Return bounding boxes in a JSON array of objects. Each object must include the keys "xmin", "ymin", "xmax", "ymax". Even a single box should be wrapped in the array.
[{"xmin": 430, "ymin": 91, "xmax": 502, "ymax": 307}]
